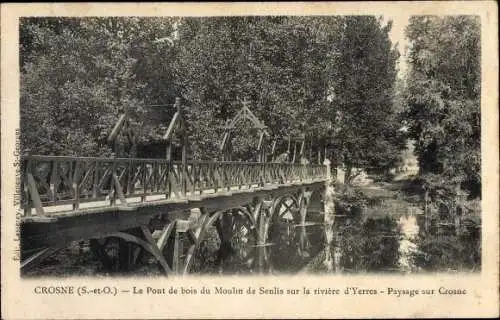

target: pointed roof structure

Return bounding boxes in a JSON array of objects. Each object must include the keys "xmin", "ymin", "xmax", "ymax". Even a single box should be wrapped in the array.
[{"xmin": 220, "ymin": 98, "xmax": 269, "ymax": 152}]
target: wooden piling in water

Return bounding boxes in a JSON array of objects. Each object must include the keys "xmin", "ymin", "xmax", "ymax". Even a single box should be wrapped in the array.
[{"xmin": 322, "ymin": 158, "xmax": 335, "ymax": 272}]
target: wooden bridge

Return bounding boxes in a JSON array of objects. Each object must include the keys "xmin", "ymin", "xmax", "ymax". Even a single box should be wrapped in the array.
[
  {"xmin": 20, "ymin": 97, "xmax": 333, "ymax": 275},
  {"xmin": 20, "ymin": 155, "xmax": 331, "ymax": 275}
]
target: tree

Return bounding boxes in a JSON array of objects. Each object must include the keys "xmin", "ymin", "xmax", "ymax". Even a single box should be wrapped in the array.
[
  {"xmin": 173, "ymin": 16, "xmax": 341, "ymax": 160},
  {"xmin": 404, "ymin": 16, "xmax": 480, "ymax": 197},
  {"xmin": 20, "ymin": 17, "xmax": 177, "ymax": 156},
  {"xmin": 329, "ymin": 16, "xmax": 404, "ymax": 182},
  {"xmin": 21, "ymin": 16, "xmax": 405, "ymax": 172}
]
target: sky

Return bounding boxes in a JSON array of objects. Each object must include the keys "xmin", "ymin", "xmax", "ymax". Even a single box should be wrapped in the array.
[{"xmin": 385, "ymin": 14, "xmax": 411, "ymax": 77}]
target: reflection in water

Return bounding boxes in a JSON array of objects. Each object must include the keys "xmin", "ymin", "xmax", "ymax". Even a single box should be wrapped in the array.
[
  {"xmin": 398, "ymin": 214, "xmax": 419, "ymax": 272},
  {"xmin": 331, "ymin": 215, "xmax": 402, "ymax": 273},
  {"xmin": 410, "ymin": 212, "xmax": 481, "ymax": 272},
  {"xmin": 24, "ymin": 190, "xmax": 480, "ymax": 276},
  {"xmin": 191, "ymin": 213, "xmax": 325, "ymax": 275},
  {"xmin": 190, "ymin": 205, "xmax": 422, "ymax": 275}
]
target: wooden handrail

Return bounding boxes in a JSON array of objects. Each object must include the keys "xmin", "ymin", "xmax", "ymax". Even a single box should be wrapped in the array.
[{"xmin": 20, "ymin": 156, "xmax": 328, "ymax": 215}]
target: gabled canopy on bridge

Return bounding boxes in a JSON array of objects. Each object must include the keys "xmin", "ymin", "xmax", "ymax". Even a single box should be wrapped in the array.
[
  {"xmin": 107, "ymin": 97, "xmax": 187, "ymax": 161},
  {"xmin": 220, "ymin": 98, "xmax": 270, "ymax": 162},
  {"xmin": 107, "ymin": 110, "xmax": 137, "ymax": 157}
]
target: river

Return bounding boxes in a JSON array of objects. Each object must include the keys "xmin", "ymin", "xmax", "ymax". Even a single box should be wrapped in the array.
[{"xmin": 23, "ymin": 180, "xmax": 480, "ymax": 277}]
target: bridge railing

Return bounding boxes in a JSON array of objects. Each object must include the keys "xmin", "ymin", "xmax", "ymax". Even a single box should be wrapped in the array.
[{"xmin": 21, "ymin": 156, "xmax": 328, "ymax": 216}]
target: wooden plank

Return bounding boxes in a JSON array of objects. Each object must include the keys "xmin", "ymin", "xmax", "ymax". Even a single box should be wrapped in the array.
[
  {"xmin": 27, "ymin": 173, "xmax": 45, "ymax": 216},
  {"xmin": 72, "ymin": 161, "xmax": 81, "ymax": 210},
  {"xmin": 92, "ymin": 162, "xmax": 98, "ymax": 198},
  {"xmin": 168, "ymin": 173, "xmax": 181, "ymax": 198},
  {"xmin": 131, "ymin": 246, "xmax": 142, "ymax": 265},
  {"xmin": 172, "ymin": 231, "xmax": 180, "ymax": 273},
  {"xmin": 21, "ymin": 247, "xmax": 60, "ymax": 272},
  {"xmin": 96, "ymin": 166, "xmax": 113, "ymax": 191},
  {"xmin": 78, "ymin": 162, "xmax": 96, "ymax": 191},
  {"xmin": 157, "ymin": 221, "xmax": 176, "ymax": 251},
  {"xmin": 111, "ymin": 231, "xmax": 172, "ymax": 275},
  {"xmin": 220, "ymin": 132, "xmax": 229, "ymax": 151},
  {"xmin": 163, "ymin": 111, "xmax": 179, "ymax": 141},
  {"xmin": 252, "ymin": 200, "xmax": 263, "ymax": 224},
  {"xmin": 140, "ymin": 226, "xmax": 157, "ymax": 246},
  {"xmin": 22, "ymin": 216, "xmax": 58, "ymax": 223},
  {"xmin": 257, "ymin": 131, "xmax": 264, "ymax": 151},
  {"xmin": 181, "ymin": 136, "xmax": 188, "ymax": 196},
  {"xmin": 112, "ymin": 173, "xmax": 127, "ymax": 206},
  {"xmin": 108, "ymin": 113, "xmax": 128, "ymax": 143},
  {"xmin": 157, "ymin": 165, "xmax": 169, "ymax": 191},
  {"xmin": 185, "ymin": 228, "xmax": 197, "ymax": 245},
  {"xmin": 49, "ymin": 160, "xmax": 58, "ymax": 203},
  {"xmin": 141, "ymin": 163, "xmax": 147, "ymax": 202}
]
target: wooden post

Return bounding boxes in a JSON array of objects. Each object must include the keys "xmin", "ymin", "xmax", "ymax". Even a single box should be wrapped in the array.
[
  {"xmin": 166, "ymin": 143, "xmax": 172, "ymax": 162},
  {"xmin": 181, "ymin": 137, "xmax": 187, "ymax": 196},
  {"xmin": 454, "ymin": 184, "xmax": 462, "ymax": 236},
  {"xmin": 141, "ymin": 162, "xmax": 147, "ymax": 202},
  {"xmin": 165, "ymin": 142, "xmax": 172, "ymax": 198},
  {"xmin": 26, "ymin": 173, "xmax": 44, "ymax": 216},
  {"xmin": 257, "ymin": 132, "xmax": 264, "ymax": 152},
  {"xmin": 292, "ymin": 142, "xmax": 297, "ymax": 163},
  {"xmin": 322, "ymin": 158, "xmax": 335, "ymax": 272},
  {"xmin": 309, "ymin": 140, "xmax": 313, "ymax": 162},
  {"xmin": 216, "ymin": 211, "xmax": 234, "ymax": 267},
  {"xmin": 271, "ymin": 139, "xmax": 277, "ymax": 158},
  {"xmin": 72, "ymin": 162, "xmax": 80, "ymax": 210},
  {"xmin": 299, "ymin": 189, "xmax": 309, "ymax": 225},
  {"xmin": 176, "ymin": 97, "xmax": 188, "ymax": 197},
  {"xmin": 172, "ymin": 230, "xmax": 180, "ymax": 273},
  {"xmin": 258, "ymin": 209, "xmax": 267, "ymax": 246},
  {"xmin": 50, "ymin": 160, "xmax": 57, "ymax": 204},
  {"xmin": 110, "ymin": 160, "xmax": 117, "ymax": 206},
  {"xmin": 424, "ymin": 189, "xmax": 429, "ymax": 232}
]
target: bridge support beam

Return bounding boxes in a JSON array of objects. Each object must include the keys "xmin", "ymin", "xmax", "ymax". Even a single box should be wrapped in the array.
[
  {"xmin": 298, "ymin": 188, "xmax": 312, "ymax": 225},
  {"xmin": 255, "ymin": 198, "xmax": 273, "ymax": 246},
  {"xmin": 21, "ymin": 246, "xmax": 64, "ymax": 273}
]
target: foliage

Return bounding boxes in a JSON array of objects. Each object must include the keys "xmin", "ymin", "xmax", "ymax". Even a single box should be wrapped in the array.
[
  {"xmin": 336, "ymin": 215, "xmax": 400, "ymax": 272},
  {"xmin": 20, "ymin": 17, "xmax": 177, "ymax": 156},
  {"xmin": 404, "ymin": 16, "xmax": 481, "ymax": 197},
  {"xmin": 174, "ymin": 16, "xmax": 341, "ymax": 160},
  {"xmin": 334, "ymin": 183, "xmax": 368, "ymax": 216},
  {"xmin": 330, "ymin": 16, "xmax": 405, "ymax": 181},
  {"xmin": 21, "ymin": 16, "xmax": 404, "ymax": 170},
  {"xmin": 411, "ymin": 233, "xmax": 481, "ymax": 271}
]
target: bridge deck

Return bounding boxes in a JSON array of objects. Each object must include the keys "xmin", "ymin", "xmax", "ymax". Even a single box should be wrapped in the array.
[
  {"xmin": 21, "ymin": 179, "xmax": 326, "ymax": 251},
  {"xmin": 22, "ymin": 179, "xmax": 325, "ymax": 221}
]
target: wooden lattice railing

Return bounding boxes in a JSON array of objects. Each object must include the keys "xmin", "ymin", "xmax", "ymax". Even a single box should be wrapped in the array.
[{"xmin": 21, "ymin": 156, "xmax": 328, "ymax": 216}]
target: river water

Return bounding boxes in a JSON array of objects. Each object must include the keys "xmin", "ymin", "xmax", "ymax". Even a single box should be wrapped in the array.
[{"xmin": 24, "ymin": 186, "xmax": 480, "ymax": 277}]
